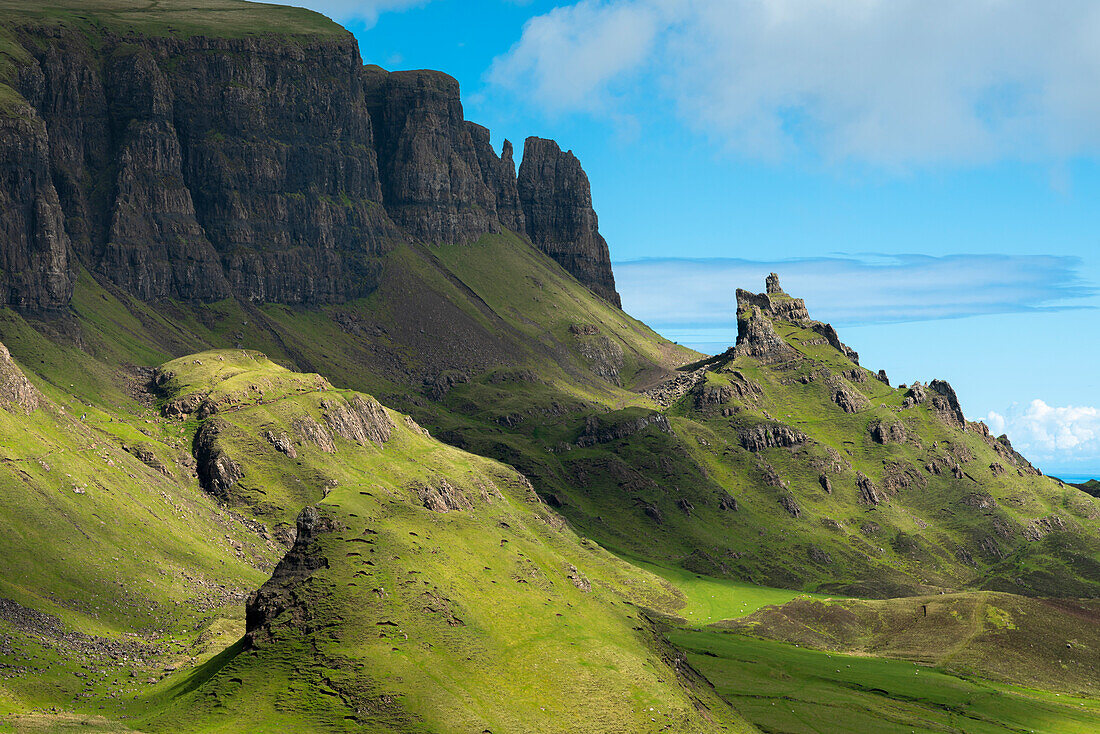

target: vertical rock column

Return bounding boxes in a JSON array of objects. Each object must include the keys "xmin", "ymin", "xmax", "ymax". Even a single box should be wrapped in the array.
[{"xmin": 517, "ymin": 137, "xmax": 621, "ymax": 308}]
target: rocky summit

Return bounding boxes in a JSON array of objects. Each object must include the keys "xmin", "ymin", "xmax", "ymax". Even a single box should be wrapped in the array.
[{"xmin": 0, "ymin": 3, "xmax": 1097, "ymax": 734}]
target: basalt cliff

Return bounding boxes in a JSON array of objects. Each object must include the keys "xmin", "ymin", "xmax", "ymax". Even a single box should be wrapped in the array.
[{"xmin": 0, "ymin": 5, "xmax": 619, "ymax": 312}]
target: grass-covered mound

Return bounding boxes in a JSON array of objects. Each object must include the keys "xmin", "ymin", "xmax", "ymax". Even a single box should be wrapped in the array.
[{"xmin": 132, "ymin": 350, "xmax": 751, "ymax": 732}]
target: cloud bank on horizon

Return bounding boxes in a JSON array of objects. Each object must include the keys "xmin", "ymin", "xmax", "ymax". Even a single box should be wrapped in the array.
[
  {"xmin": 615, "ymin": 253, "xmax": 1092, "ymax": 331},
  {"xmin": 988, "ymin": 402, "xmax": 1100, "ymax": 474},
  {"xmin": 489, "ymin": 0, "xmax": 1100, "ymax": 166}
]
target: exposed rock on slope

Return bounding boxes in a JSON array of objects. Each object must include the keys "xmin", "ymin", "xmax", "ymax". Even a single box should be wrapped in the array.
[
  {"xmin": 518, "ymin": 137, "xmax": 621, "ymax": 307},
  {"xmin": 0, "ymin": 340, "xmax": 40, "ymax": 412}
]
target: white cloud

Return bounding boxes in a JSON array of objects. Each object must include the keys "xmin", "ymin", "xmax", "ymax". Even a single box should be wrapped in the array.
[
  {"xmin": 281, "ymin": 0, "xmax": 428, "ymax": 26},
  {"xmin": 488, "ymin": 1, "xmax": 667, "ymax": 114},
  {"xmin": 489, "ymin": 0, "xmax": 1100, "ymax": 165},
  {"xmin": 988, "ymin": 400, "xmax": 1100, "ymax": 469}
]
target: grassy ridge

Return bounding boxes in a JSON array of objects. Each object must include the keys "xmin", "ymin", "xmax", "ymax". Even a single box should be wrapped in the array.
[{"xmin": 0, "ymin": 0, "xmax": 345, "ymax": 40}]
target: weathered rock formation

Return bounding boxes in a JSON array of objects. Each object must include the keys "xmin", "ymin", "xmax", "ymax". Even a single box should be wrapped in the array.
[
  {"xmin": 0, "ymin": 15, "xmax": 620, "ymax": 313},
  {"xmin": 576, "ymin": 411, "xmax": 672, "ymax": 447},
  {"xmin": 518, "ymin": 137, "xmax": 620, "ymax": 307},
  {"xmin": 0, "ymin": 97, "xmax": 73, "ymax": 313},
  {"xmin": 733, "ymin": 275, "xmax": 858, "ymax": 364},
  {"xmin": 738, "ymin": 423, "xmax": 807, "ymax": 452}
]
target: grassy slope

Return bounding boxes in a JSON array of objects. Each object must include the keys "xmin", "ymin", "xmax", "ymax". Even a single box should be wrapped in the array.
[
  {"xmin": 720, "ymin": 592, "xmax": 1100, "ymax": 696},
  {"xmin": 0, "ymin": 316, "xmax": 280, "ymax": 727},
  {"xmin": 129, "ymin": 351, "xmax": 752, "ymax": 733},
  {"xmin": 671, "ymin": 630, "xmax": 1100, "ymax": 734}
]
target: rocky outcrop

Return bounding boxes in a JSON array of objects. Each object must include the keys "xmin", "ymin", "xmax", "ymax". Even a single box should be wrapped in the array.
[
  {"xmin": 830, "ymin": 378, "xmax": 869, "ymax": 413},
  {"xmin": 738, "ymin": 423, "xmax": 806, "ymax": 452},
  {"xmin": 246, "ymin": 505, "xmax": 341, "ymax": 646},
  {"xmin": 576, "ymin": 411, "xmax": 672, "ymax": 447},
  {"xmin": 0, "ymin": 340, "xmax": 40, "ymax": 412},
  {"xmin": 765, "ymin": 272, "xmax": 782, "ymax": 294},
  {"xmin": 928, "ymin": 379, "xmax": 966, "ymax": 426},
  {"xmin": 194, "ymin": 418, "xmax": 244, "ymax": 501},
  {"xmin": 734, "ymin": 305, "xmax": 797, "ymax": 363},
  {"xmin": 415, "ymin": 479, "xmax": 472, "ymax": 512},
  {"xmin": 518, "ymin": 137, "xmax": 620, "ymax": 307},
  {"xmin": 869, "ymin": 419, "xmax": 907, "ymax": 444},
  {"xmin": 779, "ymin": 493, "xmax": 802, "ymax": 518},
  {"xmin": 321, "ymin": 395, "xmax": 393, "ymax": 446},
  {"xmin": 856, "ymin": 471, "xmax": 884, "ymax": 505},
  {"xmin": 733, "ymin": 277, "xmax": 860, "ymax": 365},
  {"xmin": 812, "ymin": 322, "xmax": 859, "ymax": 364},
  {"xmin": 1023, "ymin": 515, "xmax": 1066, "ymax": 542}
]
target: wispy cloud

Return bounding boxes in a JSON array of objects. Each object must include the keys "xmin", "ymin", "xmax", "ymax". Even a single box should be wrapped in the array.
[
  {"xmin": 615, "ymin": 253, "xmax": 1093, "ymax": 337},
  {"xmin": 489, "ymin": 0, "xmax": 1100, "ymax": 166},
  {"xmin": 988, "ymin": 401, "xmax": 1100, "ymax": 471}
]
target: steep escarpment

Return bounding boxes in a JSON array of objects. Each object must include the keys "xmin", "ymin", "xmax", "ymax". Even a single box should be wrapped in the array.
[
  {"xmin": 12, "ymin": 25, "xmax": 395, "ymax": 304},
  {"xmin": 0, "ymin": 3, "xmax": 622, "ymax": 313},
  {"xmin": 518, "ymin": 136, "xmax": 621, "ymax": 307},
  {"xmin": 362, "ymin": 67, "xmax": 521, "ymax": 245},
  {"xmin": 0, "ymin": 94, "xmax": 73, "ymax": 313}
]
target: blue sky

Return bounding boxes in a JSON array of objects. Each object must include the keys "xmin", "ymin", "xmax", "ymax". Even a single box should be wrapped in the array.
[{"xmin": 288, "ymin": 0, "xmax": 1100, "ymax": 476}]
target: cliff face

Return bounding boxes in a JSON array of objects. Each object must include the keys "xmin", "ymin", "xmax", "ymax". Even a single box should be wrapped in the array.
[
  {"xmin": 13, "ymin": 28, "xmax": 397, "ymax": 305},
  {"xmin": 518, "ymin": 137, "xmax": 621, "ymax": 307},
  {"xmin": 0, "ymin": 97, "xmax": 73, "ymax": 313},
  {"xmin": 362, "ymin": 67, "xmax": 519, "ymax": 245},
  {"xmin": 0, "ymin": 8, "xmax": 622, "ymax": 313}
]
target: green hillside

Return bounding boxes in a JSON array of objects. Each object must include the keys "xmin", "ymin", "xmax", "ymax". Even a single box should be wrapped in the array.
[
  {"xmin": 0, "ymin": 1, "xmax": 1097, "ymax": 729},
  {"xmin": 0, "ymin": 233, "xmax": 1097, "ymax": 731}
]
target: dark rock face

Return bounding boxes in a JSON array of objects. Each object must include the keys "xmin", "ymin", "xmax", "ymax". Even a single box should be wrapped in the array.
[
  {"xmin": 734, "ymin": 304, "xmax": 797, "ymax": 363},
  {"xmin": 765, "ymin": 272, "xmax": 782, "ymax": 294},
  {"xmin": 468, "ymin": 123, "xmax": 524, "ymax": 234},
  {"xmin": 246, "ymin": 505, "xmax": 341, "ymax": 645},
  {"xmin": 1, "ymin": 21, "xmax": 619, "ymax": 313},
  {"xmin": 929, "ymin": 379, "xmax": 966, "ymax": 426},
  {"xmin": 363, "ymin": 68, "xmax": 506, "ymax": 245},
  {"xmin": 12, "ymin": 28, "xmax": 397, "ymax": 305},
  {"xmin": 518, "ymin": 137, "xmax": 620, "ymax": 307},
  {"xmin": 0, "ymin": 98, "xmax": 73, "ymax": 313},
  {"xmin": 193, "ymin": 418, "xmax": 244, "ymax": 501},
  {"xmin": 99, "ymin": 46, "xmax": 230, "ymax": 302}
]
